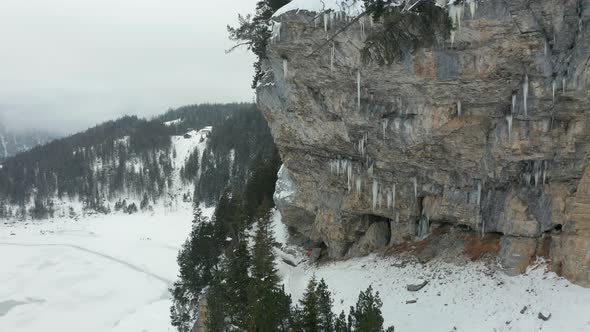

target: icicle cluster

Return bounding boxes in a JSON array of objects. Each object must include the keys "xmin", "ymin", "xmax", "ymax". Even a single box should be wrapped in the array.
[
  {"xmin": 386, "ymin": 184, "xmax": 396, "ymax": 213},
  {"xmin": 448, "ymin": 0, "xmax": 478, "ymax": 45},
  {"xmin": 329, "ymin": 157, "xmax": 356, "ymax": 192},
  {"xmin": 372, "ymin": 179, "xmax": 379, "ymax": 210},
  {"xmin": 521, "ymin": 160, "xmax": 548, "ymax": 187}
]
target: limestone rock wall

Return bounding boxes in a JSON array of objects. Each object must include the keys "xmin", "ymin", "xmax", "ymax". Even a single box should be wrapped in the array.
[{"xmin": 258, "ymin": 0, "xmax": 590, "ymax": 286}]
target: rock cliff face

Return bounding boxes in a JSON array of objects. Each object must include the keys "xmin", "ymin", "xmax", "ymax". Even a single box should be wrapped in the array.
[{"xmin": 258, "ymin": 0, "xmax": 590, "ymax": 286}]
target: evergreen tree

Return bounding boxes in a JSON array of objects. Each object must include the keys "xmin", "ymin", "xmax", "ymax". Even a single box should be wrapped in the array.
[
  {"xmin": 206, "ymin": 270, "xmax": 228, "ymax": 332},
  {"xmin": 317, "ymin": 279, "xmax": 335, "ymax": 332},
  {"xmin": 227, "ymin": 0, "xmax": 291, "ymax": 87},
  {"xmin": 170, "ymin": 208, "xmax": 223, "ymax": 331},
  {"xmin": 348, "ymin": 286, "xmax": 393, "ymax": 332},
  {"xmin": 247, "ymin": 212, "xmax": 292, "ymax": 331},
  {"xmin": 334, "ymin": 311, "xmax": 350, "ymax": 332},
  {"xmin": 298, "ymin": 276, "xmax": 320, "ymax": 332},
  {"xmin": 223, "ymin": 230, "xmax": 252, "ymax": 330}
]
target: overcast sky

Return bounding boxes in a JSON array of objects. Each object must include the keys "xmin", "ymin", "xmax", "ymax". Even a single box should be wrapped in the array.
[{"xmin": 0, "ymin": 0, "xmax": 258, "ymax": 134}]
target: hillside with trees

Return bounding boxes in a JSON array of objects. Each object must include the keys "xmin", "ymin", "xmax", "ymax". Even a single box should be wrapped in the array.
[{"xmin": 0, "ymin": 103, "xmax": 276, "ymax": 220}]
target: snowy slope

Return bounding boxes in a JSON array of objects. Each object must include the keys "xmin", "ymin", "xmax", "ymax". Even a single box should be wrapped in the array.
[
  {"xmin": 2, "ymin": 126, "xmax": 211, "ymax": 219},
  {"xmin": 0, "ymin": 206, "xmax": 214, "ymax": 332},
  {"xmin": 168, "ymin": 127, "xmax": 211, "ymax": 201},
  {"xmin": 272, "ymin": 211, "xmax": 590, "ymax": 332}
]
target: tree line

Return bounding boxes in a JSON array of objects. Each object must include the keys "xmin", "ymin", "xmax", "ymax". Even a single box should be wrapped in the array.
[
  {"xmin": 170, "ymin": 152, "xmax": 394, "ymax": 332},
  {"xmin": 0, "ymin": 103, "xmax": 276, "ymax": 220}
]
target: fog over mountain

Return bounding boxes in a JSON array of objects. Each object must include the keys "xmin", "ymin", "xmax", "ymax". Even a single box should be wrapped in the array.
[{"xmin": 0, "ymin": 0, "xmax": 257, "ymax": 134}]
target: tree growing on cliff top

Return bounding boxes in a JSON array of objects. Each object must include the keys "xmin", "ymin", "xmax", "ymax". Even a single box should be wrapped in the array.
[{"xmin": 227, "ymin": 0, "xmax": 291, "ymax": 88}]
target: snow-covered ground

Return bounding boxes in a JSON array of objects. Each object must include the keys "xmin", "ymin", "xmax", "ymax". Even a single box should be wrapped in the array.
[
  {"xmin": 0, "ymin": 205, "xmax": 214, "ymax": 332},
  {"xmin": 272, "ymin": 212, "xmax": 590, "ymax": 332},
  {"xmin": 2, "ymin": 204, "xmax": 589, "ymax": 332}
]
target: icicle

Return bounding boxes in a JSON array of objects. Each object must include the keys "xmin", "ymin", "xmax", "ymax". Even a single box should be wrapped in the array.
[
  {"xmin": 368, "ymin": 163, "xmax": 374, "ymax": 177},
  {"xmin": 448, "ymin": 2, "xmax": 464, "ymax": 46},
  {"xmin": 356, "ymin": 177, "xmax": 362, "ymax": 194},
  {"xmin": 378, "ymin": 187, "xmax": 383, "ymax": 209},
  {"xmin": 412, "ymin": 178, "xmax": 418, "ymax": 202},
  {"xmin": 524, "ymin": 173, "xmax": 532, "ymax": 186},
  {"xmin": 449, "ymin": 3, "xmax": 464, "ymax": 29},
  {"xmin": 382, "ymin": 119, "xmax": 388, "ymax": 139},
  {"xmin": 270, "ymin": 22, "xmax": 282, "ymax": 45},
  {"xmin": 330, "ymin": 11, "xmax": 336, "ymax": 29},
  {"xmin": 476, "ymin": 182, "xmax": 482, "ymax": 207},
  {"xmin": 417, "ymin": 215, "xmax": 429, "ymax": 238},
  {"xmin": 511, "ymin": 93, "xmax": 516, "ymax": 113},
  {"xmin": 457, "ymin": 101, "xmax": 462, "ymax": 116},
  {"xmin": 469, "ymin": 0, "xmax": 476, "ymax": 18},
  {"xmin": 393, "ymin": 118, "xmax": 401, "ymax": 131},
  {"xmin": 357, "ymin": 69, "xmax": 361, "ymax": 110},
  {"xmin": 534, "ymin": 160, "xmax": 543, "ymax": 187},
  {"xmin": 372, "ymin": 179, "xmax": 379, "ymax": 211},
  {"xmin": 359, "ymin": 15, "xmax": 365, "ymax": 38},
  {"xmin": 324, "ymin": 12, "xmax": 329, "ymax": 34},
  {"xmin": 522, "ymin": 74, "xmax": 529, "ymax": 115},
  {"xmin": 386, "ymin": 191, "xmax": 392, "ymax": 210},
  {"xmin": 283, "ymin": 59, "xmax": 288, "ymax": 79},
  {"xmin": 392, "ymin": 184, "xmax": 396, "ymax": 212},
  {"xmin": 330, "ymin": 42, "xmax": 335, "ymax": 72},
  {"xmin": 544, "ymin": 40, "xmax": 548, "ymax": 56},
  {"xmin": 506, "ymin": 114, "xmax": 513, "ymax": 140},
  {"xmin": 481, "ymin": 217, "xmax": 486, "ymax": 238},
  {"xmin": 562, "ymin": 78, "xmax": 566, "ymax": 94},
  {"xmin": 552, "ymin": 80, "xmax": 556, "ymax": 104},
  {"xmin": 347, "ymin": 163, "xmax": 353, "ymax": 192}
]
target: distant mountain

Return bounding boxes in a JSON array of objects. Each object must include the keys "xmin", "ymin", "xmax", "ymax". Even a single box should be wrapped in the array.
[
  {"xmin": 0, "ymin": 103, "xmax": 278, "ymax": 220},
  {"xmin": 0, "ymin": 124, "xmax": 57, "ymax": 160}
]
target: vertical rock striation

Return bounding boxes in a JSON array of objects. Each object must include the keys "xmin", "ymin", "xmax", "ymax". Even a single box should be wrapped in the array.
[{"xmin": 258, "ymin": 0, "xmax": 590, "ymax": 286}]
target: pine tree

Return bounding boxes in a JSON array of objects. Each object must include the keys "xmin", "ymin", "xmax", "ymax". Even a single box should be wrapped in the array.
[
  {"xmin": 206, "ymin": 272, "xmax": 227, "ymax": 332},
  {"xmin": 298, "ymin": 276, "xmax": 320, "ymax": 332},
  {"xmin": 348, "ymin": 286, "xmax": 393, "ymax": 332},
  {"xmin": 170, "ymin": 208, "xmax": 222, "ymax": 331},
  {"xmin": 223, "ymin": 231, "xmax": 252, "ymax": 330},
  {"xmin": 317, "ymin": 279, "xmax": 335, "ymax": 332},
  {"xmin": 334, "ymin": 311, "xmax": 350, "ymax": 332},
  {"xmin": 247, "ymin": 212, "xmax": 292, "ymax": 331}
]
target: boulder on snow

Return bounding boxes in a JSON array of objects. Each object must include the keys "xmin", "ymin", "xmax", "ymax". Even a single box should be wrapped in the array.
[
  {"xmin": 406, "ymin": 280, "xmax": 428, "ymax": 292},
  {"xmin": 538, "ymin": 311, "xmax": 552, "ymax": 321}
]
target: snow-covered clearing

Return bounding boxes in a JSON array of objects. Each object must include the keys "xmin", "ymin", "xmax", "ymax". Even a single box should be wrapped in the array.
[
  {"xmin": 2, "ymin": 205, "xmax": 589, "ymax": 331},
  {"xmin": 272, "ymin": 211, "xmax": 590, "ymax": 332},
  {"xmin": 0, "ymin": 205, "xmax": 214, "ymax": 332}
]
